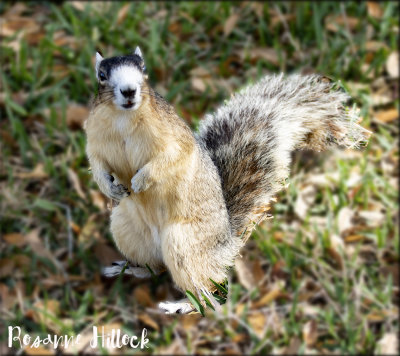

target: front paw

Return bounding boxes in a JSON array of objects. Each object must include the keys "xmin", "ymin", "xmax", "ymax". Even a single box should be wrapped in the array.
[
  {"xmin": 104, "ymin": 173, "xmax": 130, "ymax": 201},
  {"xmin": 131, "ymin": 169, "xmax": 152, "ymax": 193}
]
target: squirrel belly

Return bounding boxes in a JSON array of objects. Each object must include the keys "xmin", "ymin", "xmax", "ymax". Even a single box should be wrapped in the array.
[{"xmin": 85, "ymin": 50, "xmax": 370, "ymax": 298}]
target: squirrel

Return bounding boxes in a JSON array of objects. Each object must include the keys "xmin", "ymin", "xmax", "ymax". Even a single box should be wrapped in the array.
[{"xmin": 85, "ymin": 47, "xmax": 370, "ymax": 314}]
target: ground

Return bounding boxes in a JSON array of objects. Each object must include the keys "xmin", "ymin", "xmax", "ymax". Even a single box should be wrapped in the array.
[{"xmin": 0, "ymin": 2, "xmax": 398, "ymax": 355}]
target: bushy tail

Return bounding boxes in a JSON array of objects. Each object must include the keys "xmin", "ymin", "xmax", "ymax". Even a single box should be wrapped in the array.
[{"xmin": 197, "ymin": 74, "xmax": 371, "ymax": 239}]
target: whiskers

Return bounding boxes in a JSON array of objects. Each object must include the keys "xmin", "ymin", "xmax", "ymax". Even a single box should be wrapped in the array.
[
  {"xmin": 140, "ymin": 90, "xmax": 159, "ymax": 99},
  {"xmin": 95, "ymin": 87, "xmax": 115, "ymax": 106}
]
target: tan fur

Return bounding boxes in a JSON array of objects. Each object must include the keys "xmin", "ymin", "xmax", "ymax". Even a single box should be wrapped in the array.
[{"xmin": 86, "ymin": 81, "xmax": 238, "ymax": 294}]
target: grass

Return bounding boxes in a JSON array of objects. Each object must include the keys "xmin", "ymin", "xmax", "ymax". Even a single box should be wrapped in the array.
[{"xmin": 0, "ymin": 1, "xmax": 398, "ymax": 355}]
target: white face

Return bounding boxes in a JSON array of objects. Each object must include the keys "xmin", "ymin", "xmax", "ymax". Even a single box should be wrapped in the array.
[
  {"xmin": 108, "ymin": 65, "xmax": 144, "ymax": 111},
  {"xmin": 95, "ymin": 48, "xmax": 146, "ymax": 111}
]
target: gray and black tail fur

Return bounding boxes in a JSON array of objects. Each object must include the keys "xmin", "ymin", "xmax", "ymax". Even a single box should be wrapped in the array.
[{"xmin": 197, "ymin": 74, "xmax": 371, "ymax": 239}]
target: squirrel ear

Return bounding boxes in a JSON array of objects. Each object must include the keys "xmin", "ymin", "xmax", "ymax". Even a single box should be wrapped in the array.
[
  {"xmin": 134, "ymin": 46, "xmax": 146, "ymax": 73},
  {"xmin": 95, "ymin": 52, "xmax": 103, "ymax": 75},
  {"xmin": 134, "ymin": 46, "xmax": 143, "ymax": 59}
]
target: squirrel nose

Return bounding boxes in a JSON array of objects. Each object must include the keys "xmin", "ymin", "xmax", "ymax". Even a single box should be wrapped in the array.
[{"xmin": 120, "ymin": 88, "xmax": 136, "ymax": 99}]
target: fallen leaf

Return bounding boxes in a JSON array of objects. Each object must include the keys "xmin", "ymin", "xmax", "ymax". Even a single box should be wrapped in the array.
[
  {"xmin": 25, "ymin": 229, "xmax": 55, "ymax": 262},
  {"xmin": 224, "ymin": 13, "xmax": 239, "ymax": 37},
  {"xmin": 325, "ymin": 15, "xmax": 359, "ymax": 33},
  {"xmin": 367, "ymin": 2, "xmax": 383, "ymax": 19},
  {"xmin": 337, "ymin": 207, "xmax": 355, "ymax": 236},
  {"xmin": 93, "ymin": 242, "xmax": 123, "ymax": 264},
  {"xmin": 138, "ymin": 313, "xmax": 159, "ymax": 331},
  {"xmin": 386, "ymin": 52, "xmax": 399, "ymax": 78},
  {"xmin": 116, "ymin": 3, "xmax": 131, "ymax": 25},
  {"xmin": 30, "ymin": 300, "xmax": 61, "ymax": 334},
  {"xmin": 294, "ymin": 185, "xmax": 316, "ymax": 220},
  {"xmin": 66, "ymin": 104, "xmax": 89, "ymax": 130},
  {"xmin": 90, "ymin": 189, "xmax": 107, "ymax": 210},
  {"xmin": 344, "ymin": 234, "xmax": 365, "ymax": 243},
  {"xmin": 302, "ymin": 320, "xmax": 318, "ymax": 347},
  {"xmin": 375, "ymin": 333, "xmax": 398, "ymax": 355},
  {"xmin": 70, "ymin": 2, "xmax": 86, "ymax": 11},
  {"xmin": 235, "ymin": 256, "xmax": 256, "ymax": 290},
  {"xmin": 0, "ymin": 258, "xmax": 15, "ymax": 278},
  {"xmin": 133, "ymin": 285, "xmax": 154, "ymax": 308},
  {"xmin": 327, "ymin": 247, "xmax": 343, "ymax": 270},
  {"xmin": 243, "ymin": 47, "xmax": 281, "ymax": 66},
  {"xmin": 2, "ymin": 233, "xmax": 26, "ymax": 247},
  {"xmin": 252, "ymin": 287, "xmax": 282, "ymax": 308},
  {"xmin": 247, "ymin": 312, "xmax": 266, "ymax": 338},
  {"xmin": 67, "ymin": 168, "xmax": 86, "ymax": 199},
  {"xmin": 0, "ymin": 283, "xmax": 17, "ymax": 309},
  {"xmin": 14, "ymin": 163, "xmax": 48, "ymax": 179},
  {"xmin": 270, "ymin": 13, "xmax": 296, "ymax": 28},
  {"xmin": 283, "ymin": 337, "xmax": 302, "ymax": 354},
  {"xmin": 375, "ymin": 108, "xmax": 398, "ymax": 123},
  {"xmin": 24, "ymin": 345, "xmax": 54, "ymax": 355}
]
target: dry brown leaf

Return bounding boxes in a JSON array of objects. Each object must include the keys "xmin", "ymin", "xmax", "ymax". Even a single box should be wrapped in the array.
[
  {"xmin": 66, "ymin": 104, "xmax": 89, "ymax": 130},
  {"xmin": 302, "ymin": 320, "xmax": 318, "ymax": 347},
  {"xmin": 247, "ymin": 312, "xmax": 266, "ymax": 338},
  {"xmin": 133, "ymin": 285, "xmax": 154, "ymax": 308},
  {"xmin": 70, "ymin": 2, "xmax": 86, "ymax": 11},
  {"xmin": 337, "ymin": 207, "xmax": 355, "ymax": 236},
  {"xmin": 67, "ymin": 168, "xmax": 86, "ymax": 199},
  {"xmin": 386, "ymin": 52, "xmax": 399, "ymax": 78},
  {"xmin": 93, "ymin": 242, "xmax": 123, "ymax": 264},
  {"xmin": 190, "ymin": 67, "xmax": 212, "ymax": 78},
  {"xmin": 116, "ymin": 3, "xmax": 131, "ymax": 25},
  {"xmin": 3, "ymin": 233, "xmax": 26, "ymax": 247},
  {"xmin": 365, "ymin": 41, "xmax": 389, "ymax": 52},
  {"xmin": 30, "ymin": 300, "xmax": 61, "ymax": 334},
  {"xmin": 181, "ymin": 313, "xmax": 202, "ymax": 330},
  {"xmin": 191, "ymin": 77, "xmax": 207, "ymax": 93},
  {"xmin": 0, "ymin": 283, "xmax": 18, "ymax": 309},
  {"xmin": 325, "ymin": 15, "xmax": 359, "ymax": 33},
  {"xmin": 375, "ymin": 333, "xmax": 398, "ymax": 355},
  {"xmin": 250, "ymin": 3, "xmax": 264, "ymax": 18},
  {"xmin": 90, "ymin": 189, "xmax": 107, "ymax": 210},
  {"xmin": 252, "ymin": 287, "xmax": 282, "ymax": 308},
  {"xmin": 138, "ymin": 313, "xmax": 159, "ymax": 331},
  {"xmin": 0, "ymin": 258, "xmax": 16, "ymax": 278},
  {"xmin": 25, "ymin": 229, "xmax": 54, "ymax": 262},
  {"xmin": 224, "ymin": 13, "xmax": 239, "ymax": 37},
  {"xmin": 235, "ymin": 256, "xmax": 256, "ymax": 290},
  {"xmin": 294, "ymin": 185, "xmax": 316, "ymax": 220},
  {"xmin": 367, "ymin": 2, "xmax": 383, "ymax": 19},
  {"xmin": 14, "ymin": 163, "xmax": 48, "ymax": 179},
  {"xmin": 0, "ymin": 17, "xmax": 40, "ymax": 37},
  {"xmin": 375, "ymin": 108, "xmax": 398, "ymax": 123},
  {"xmin": 327, "ymin": 247, "xmax": 343, "ymax": 270},
  {"xmin": 270, "ymin": 13, "xmax": 295, "ymax": 28},
  {"xmin": 283, "ymin": 337, "xmax": 302, "ymax": 354},
  {"xmin": 24, "ymin": 345, "xmax": 54, "ymax": 355},
  {"xmin": 344, "ymin": 234, "xmax": 365, "ymax": 243},
  {"xmin": 79, "ymin": 218, "xmax": 98, "ymax": 244},
  {"xmin": 245, "ymin": 48, "xmax": 280, "ymax": 66}
]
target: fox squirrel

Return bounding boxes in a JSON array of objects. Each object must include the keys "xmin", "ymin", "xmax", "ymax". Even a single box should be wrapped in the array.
[{"xmin": 85, "ymin": 47, "xmax": 370, "ymax": 313}]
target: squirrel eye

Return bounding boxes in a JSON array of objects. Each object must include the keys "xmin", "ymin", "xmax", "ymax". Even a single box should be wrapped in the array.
[{"xmin": 99, "ymin": 71, "xmax": 106, "ymax": 81}]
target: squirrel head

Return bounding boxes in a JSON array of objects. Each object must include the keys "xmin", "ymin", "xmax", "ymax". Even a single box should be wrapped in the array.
[{"xmin": 94, "ymin": 47, "xmax": 147, "ymax": 111}]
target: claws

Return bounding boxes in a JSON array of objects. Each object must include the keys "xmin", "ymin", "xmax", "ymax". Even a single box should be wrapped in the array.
[
  {"xmin": 102, "ymin": 261, "xmax": 156, "ymax": 279},
  {"xmin": 158, "ymin": 300, "xmax": 194, "ymax": 314},
  {"xmin": 104, "ymin": 173, "xmax": 130, "ymax": 201}
]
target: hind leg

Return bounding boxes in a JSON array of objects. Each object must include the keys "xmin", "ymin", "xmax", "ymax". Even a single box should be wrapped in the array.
[
  {"xmin": 107, "ymin": 198, "xmax": 164, "ymax": 275},
  {"xmin": 159, "ymin": 223, "xmax": 238, "ymax": 313}
]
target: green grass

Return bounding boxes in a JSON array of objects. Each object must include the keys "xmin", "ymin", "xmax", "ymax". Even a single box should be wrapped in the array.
[{"xmin": 0, "ymin": 1, "xmax": 398, "ymax": 354}]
